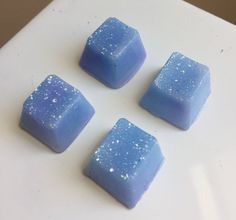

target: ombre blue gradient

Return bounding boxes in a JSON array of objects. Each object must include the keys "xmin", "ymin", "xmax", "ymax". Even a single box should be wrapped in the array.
[
  {"xmin": 85, "ymin": 118, "xmax": 164, "ymax": 208},
  {"xmin": 80, "ymin": 17, "xmax": 146, "ymax": 89},
  {"xmin": 20, "ymin": 75, "xmax": 95, "ymax": 153},
  {"xmin": 140, "ymin": 52, "xmax": 211, "ymax": 130}
]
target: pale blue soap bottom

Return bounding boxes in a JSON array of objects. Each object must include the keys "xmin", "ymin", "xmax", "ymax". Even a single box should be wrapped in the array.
[
  {"xmin": 85, "ymin": 118, "xmax": 164, "ymax": 208},
  {"xmin": 140, "ymin": 52, "xmax": 211, "ymax": 130}
]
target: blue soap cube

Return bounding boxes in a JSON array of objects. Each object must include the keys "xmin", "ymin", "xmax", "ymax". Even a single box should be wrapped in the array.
[
  {"xmin": 20, "ymin": 75, "xmax": 95, "ymax": 153},
  {"xmin": 80, "ymin": 17, "xmax": 146, "ymax": 89},
  {"xmin": 84, "ymin": 118, "xmax": 164, "ymax": 208},
  {"xmin": 140, "ymin": 52, "xmax": 211, "ymax": 130}
]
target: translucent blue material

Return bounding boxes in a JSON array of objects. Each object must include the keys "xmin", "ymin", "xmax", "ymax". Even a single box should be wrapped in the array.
[
  {"xmin": 80, "ymin": 17, "xmax": 146, "ymax": 89},
  {"xmin": 140, "ymin": 52, "xmax": 211, "ymax": 130},
  {"xmin": 20, "ymin": 75, "xmax": 95, "ymax": 153},
  {"xmin": 85, "ymin": 118, "xmax": 164, "ymax": 208}
]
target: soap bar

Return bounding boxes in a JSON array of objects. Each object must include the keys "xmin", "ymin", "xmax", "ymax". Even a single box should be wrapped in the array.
[
  {"xmin": 84, "ymin": 118, "xmax": 164, "ymax": 208},
  {"xmin": 20, "ymin": 75, "xmax": 95, "ymax": 153},
  {"xmin": 80, "ymin": 17, "xmax": 146, "ymax": 89},
  {"xmin": 140, "ymin": 52, "xmax": 211, "ymax": 130}
]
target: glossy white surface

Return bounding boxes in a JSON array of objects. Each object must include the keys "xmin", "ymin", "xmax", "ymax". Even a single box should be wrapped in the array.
[{"xmin": 0, "ymin": 0, "xmax": 235, "ymax": 219}]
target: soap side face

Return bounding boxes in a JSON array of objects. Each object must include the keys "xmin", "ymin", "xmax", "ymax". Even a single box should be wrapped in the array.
[
  {"xmin": 140, "ymin": 52, "xmax": 211, "ymax": 130},
  {"xmin": 85, "ymin": 118, "xmax": 164, "ymax": 208},
  {"xmin": 20, "ymin": 75, "xmax": 95, "ymax": 152},
  {"xmin": 80, "ymin": 17, "xmax": 146, "ymax": 89},
  {"xmin": 114, "ymin": 33, "xmax": 146, "ymax": 87},
  {"xmin": 52, "ymin": 94, "xmax": 95, "ymax": 151}
]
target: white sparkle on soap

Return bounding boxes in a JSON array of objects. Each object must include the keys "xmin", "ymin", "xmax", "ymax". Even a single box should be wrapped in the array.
[
  {"xmin": 116, "ymin": 140, "xmax": 119, "ymax": 143},
  {"xmin": 124, "ymin": 174, "xmax": 129, "ymax": 179},
  {"xmin": 96, "ymin": 158, "xmax": 100, "ymax": 161},
  {"xmin": 121, "ymin": 174, "xmax": 129, "ymax": 180},
  {"xmin": 52, "ymin": 98, "xmax": 57, "ymax": 103},
  {"xmin": 109, "ymin": 168, "xmax": 114, "ymax": 172},
  {"xmin": 50, "ymin": 124, "xmax": 55, "ymax": 128}
]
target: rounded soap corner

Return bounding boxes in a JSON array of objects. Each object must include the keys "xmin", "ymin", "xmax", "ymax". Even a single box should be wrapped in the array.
[
  {"xmin": 22, "ymin": 96, "xmax": 29, "ymax": 108},
  {"xmin": 179, "ymin": 124, "xmax": 191, "ymax": 131},
  {"xmin": 132, "ymin": 27, "xmax": 140, "ymax": 36},
  {"xmin": 51, "ymin": 147, "xmax": 66, "ymax": 154},
  {"xmin": 125, "ymin": 202, "xmax": 137, "ymax": 210},
  {"xmin": 158, "ymin": 156, "xmax": 166, "ymax": 171},
  {"xmin": 83, "ymin": 164, "xmax": 90, "ymax": 177},
  {"xmin": 171, "ymin": 51, "xmax": 181, "ymax": 57},
  {"xmin": 150, "ymin": 134, "xmax": 159, "ymax": 146},
  {"xmin": 107, "ymin": 82, "xmax": 124, "ymax": 89},
  {"xmin": 139, "ymin": 95, "xmax": 146, "ymax": 108},
  {"xmin": 103, "ymin": 17, "xmax": 118, "ymax": 25},
  {"xmin": 204, "ymin": 65, "xmax": 211, "ymax": 77},
  {"xmin": 172, "ymin": 51, "xmax": 180, "ymax": 54},
  {"xmin": 19, "ymin": 115, "xmax": 25, "ymax": 130},
  {"xmin": 46, "ymin": 74, "xmax": 57, "ymax": 79},
  {"xmin": 79, "ymin": 56, "xmax": 86, "ymax": 71},
  {"xmin": 90, "ymin": 106, "xmax": 96, "ymax": 116},
  {"xmin": 108, "ymin": 16, "xmax": 117, "ymax": 21},
  {"xmin": 116, "ymin": 118, "xmax": 128, "ymax": 125}
]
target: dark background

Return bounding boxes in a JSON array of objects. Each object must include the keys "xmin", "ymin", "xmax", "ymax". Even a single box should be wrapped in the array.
[
  {"xmin": 0, "ymin": 0, "xmax": 52, "ymax": 47},
  {"xmin": 0, "ymin": 0, "xmax": 235, "ymax": 47},
  {"xmin": 185, "ymin": 0, "xmax": 236, "ymax": 24}
]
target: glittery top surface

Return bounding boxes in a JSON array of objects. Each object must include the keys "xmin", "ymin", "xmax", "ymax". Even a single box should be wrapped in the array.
[
  {"xmin": 23, "ymin": 75, "xmax": 81, "ymax": 128},
  {"xmin": 92, "ymin": 118, "xmax": 157, "ymax": 180},
  {"xmin": 87, "ymin": 17, "xmax": 138, "ymax": 57},
  {"xmin": 155, "ymin": 52, "xmax": 210, "ymax": 100}
]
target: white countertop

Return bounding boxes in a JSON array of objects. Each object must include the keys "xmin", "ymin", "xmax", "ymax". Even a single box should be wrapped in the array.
[{"xmin": 0, "ymin": 0, "xmax": 236, "ymax": 219}]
